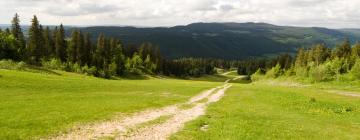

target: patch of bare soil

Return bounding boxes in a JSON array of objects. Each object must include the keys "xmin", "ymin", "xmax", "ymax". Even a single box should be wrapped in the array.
[{"xmin": 327, "ymin": 90, "xmax": 360, "ymax": 97}]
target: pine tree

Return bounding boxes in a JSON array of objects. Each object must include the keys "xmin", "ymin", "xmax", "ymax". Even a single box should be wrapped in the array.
[
  {"xmin": 43, "ymin": 26, "xmax": 54, "ymax": 58},
  {"xmin": 334, "ymin": 39, "xmax": 351, "ymax": 59},
  {"xmin": 295, "ymin": 48, "xmax": 305, "ymax": 67},
  {"xmin": 94, "ymin": 33, "xmax": 105, "ymax": 68},
  {"xmin": 55, "ymin": 24, "xmax": 67, "ymax": 61},
  {"xmin": 83, "ymin": 33, "xmax": 92, "ymax": 65},
  {"xmin": 313, "ymin": 44, "xmax": 330, "ymax": 66},
  {"xmin": 39, "ymin": 25, "xmax": 45, "ymax": 58},
  {"xmin": 11, "ymin": 13, "xmax": 26, "ymax": 60},
  {"xmin": 111, "ymin": 39, "xmax": 125, "ymax": 75},
  {"xmin": 27, "ymin": 15, "xmax": 43, "ymax": 64},
  {"xmin": 5, "ymin": 28, "xmax": 10, "ymax": 35},
  {"xmin": 68, "ymin": 30, "xmax": 79, "ymax": 63},
  {"xmin": 76, "ymin": 31, "xmax": 85, "ymax": 65}
]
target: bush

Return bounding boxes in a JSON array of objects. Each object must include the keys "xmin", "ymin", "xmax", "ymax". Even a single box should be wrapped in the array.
[
  {"xmin": 82, "ymin": 65, "xmax": 97, "ymax": 76},
  {"xmin": 284, "ymin": 66, "xmax": 295, "ymax": 77},
  {"xmin": 251, "ymin": 69, "xmax": 264, "ymax": 81},
  {"xmin": 350, "ymin": 59, "xmax": 360, "ymax": 80},
  {"xmin": 309, "ymin": 62, "xmax": 335, "ymax": 82},
  {"xmin": 0, "ymin": 60, "xmax": 27, "ymax": 70},
  {"xmin": 295, "ymin": 66, "xmax": 309, "ymax": 78},
  {"xmin": 265, "ymin": 64, "xmax": 283, "ymax": 78},
  {"xmin": 41, "ymin": 58, "xmax": 64, "ymax": 70}
]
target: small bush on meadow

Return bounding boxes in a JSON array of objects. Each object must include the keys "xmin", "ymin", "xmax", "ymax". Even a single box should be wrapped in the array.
[
  {"xmin": 41, "ymin": 58, "xmax": 64, "ymax": 70},
  {"xmin": 295, "ymin": 66, "xmax": 309, "ymax": 79},
  {"xmin": 0, "ymin": 60, "xmax": 27, "ymax": 70},
  {"xmin": 251, "ymin": 69, "xmax": 264, "ymax": 81},
  {"xmin": 309, "ymin": 62, "xmax": 335, "ymax": 82},
  {"xmin": 265, "ymin": 64, "xmax": 283, "ymax": 78},
  {"xmin": 350, "ymin": 59, "xmax": 360, "ymax": 80}
]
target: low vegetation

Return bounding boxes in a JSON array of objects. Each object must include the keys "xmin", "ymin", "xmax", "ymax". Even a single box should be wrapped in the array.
[{"xmin": 171, "ymin": 83, "xmax": 360, "ymax": 140}]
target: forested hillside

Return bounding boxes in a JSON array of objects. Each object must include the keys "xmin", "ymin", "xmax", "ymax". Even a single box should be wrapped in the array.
[{"xmin": 77, "ymin": 23, "xmax": 360, "ymax": 59}]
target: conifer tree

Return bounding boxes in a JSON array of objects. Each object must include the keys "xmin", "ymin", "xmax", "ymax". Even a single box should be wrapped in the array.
[
  {"xmin": 94, "ymin": 33, "xmax": 105, "ymax": 68},
  {"xmin": 39, "ymin": 25, "xmax": 45, "ymax": 58},
  {"xmin": 27, "ymin": 15, "xmax": 43, "ymax": 63},
  {"xmin": 334, "ymin": 39, "xmax": 351, "ymax": 59},
  {"xmin": 55, "ymin": 24, "xmax": 67, "ymax": 61},
  {"xmin": 76, "ymin": 31, "xmax": 85, "ymax": 65},
  {"xmin": 295, "ymin": 48, "xmax": 305, "ymax": 67},
  {"xmin": 83, "ymin": 33, "xmax": 92, "ymax": 65},
  {"xmin": 68, "ymin": 30, "xmax": 79, "ymax": 63},
  {"xmin": 313, "ymin": 44, "xmax": 330, "ymax": 66},
  {"xmin": 43, "ymin": 26, "xmax": 54, "ymax": 59},
  {"xmin": 11, "ymin": 13, "xmax": 26, "ymax": 60}
]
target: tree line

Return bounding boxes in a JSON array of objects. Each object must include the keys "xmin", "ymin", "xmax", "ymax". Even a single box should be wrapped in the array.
[
  {"xmin": 249, "ymin": 39, "xmax": 360, "ymax": 82},
  {"xmin": 0, "ymin": 14, "xmax": 232, "ymax": 78}
]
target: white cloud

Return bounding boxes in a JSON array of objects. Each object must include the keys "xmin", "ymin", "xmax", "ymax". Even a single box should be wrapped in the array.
[{"xmin": 0, "ymin": 0, "xmax": 359, "ymax": 28}]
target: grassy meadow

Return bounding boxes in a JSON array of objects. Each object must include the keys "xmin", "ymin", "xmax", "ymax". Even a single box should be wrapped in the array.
[
  {"xmin": 171, "ymin": 83, "xmax": 360, "ymax": 140},
  {"xmin": 0, "ymin": 69, "xmax": 219, "ymax": 139}
]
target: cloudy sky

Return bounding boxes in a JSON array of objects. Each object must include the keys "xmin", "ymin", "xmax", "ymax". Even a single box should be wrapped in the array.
[{"xmin": 0, "ymin": 0, "xmax": 359, "ymax": 28}]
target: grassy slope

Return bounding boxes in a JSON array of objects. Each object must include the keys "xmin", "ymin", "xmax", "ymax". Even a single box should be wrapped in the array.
[
  {"xmin": 0, "ymin": 69, "xmax": 219, "ymax": 139},
  {"xmin": 171, "ymin": 83, "xmax": 360, "ymax": 140}
]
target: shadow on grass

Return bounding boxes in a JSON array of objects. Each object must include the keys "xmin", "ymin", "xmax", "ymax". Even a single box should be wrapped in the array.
[
  {"xmin": 26, "ymin": 65, "xmax": 62, "ymax": 76},
  {"xmin": 115, "ymin": 73, "xmax": 150, "ymax": 80}
]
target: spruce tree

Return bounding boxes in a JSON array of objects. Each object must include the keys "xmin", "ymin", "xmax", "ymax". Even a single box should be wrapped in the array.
[
  {"xmin": 334, "ymin": 39, "xmax": 351, "ymax": 59},
  {"xmin": 55, "ymin": 24, "xmax": 67, "ymax": 61},
  {"xmin": 27, "ymin": 15, "xmax": 43, "ymax": 64},
  {"xmin": 43, "ymin": 26, "xmax": 54, "ymax": 59},
  {"xmin": 68, "ymin": 30, "xmax": 79, "ymax": 63},
  {"xmin": 83, "ymin": 33, "xmax": 92, "ymax": 65},
  {"xmin": 11, "ymin": 13, "xmax": 26, "ymax": 60},
  {"xmin": 295, "ymin": 48, "xmax": 305, "ymax": 67},
  {"xmin": 76, "ymin": 31, "xmax": 85, "ymax": 65},
  {"xmin": 94, "ymin": 33, "xmax": 105, "ymax": 68},
  {"xmin": 313, "ymin": 44, "xmax": 330, "ymax": 66}
]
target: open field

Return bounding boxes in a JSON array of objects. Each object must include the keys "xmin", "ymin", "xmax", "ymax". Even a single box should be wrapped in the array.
[
  {"xmin": 3, "ymin": 68, "xmax": 360, "ymax": 140},
  {"xmin": 0, "ymin": 69, "xmax": 219, "ymax": 139},
  {"xmin": 171, "ymin": 82, "xmax": 360, "ymax": 140}
]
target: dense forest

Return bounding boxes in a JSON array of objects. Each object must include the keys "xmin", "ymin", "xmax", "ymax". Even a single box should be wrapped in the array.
[
  {"xmin": 248, "ymin": 39, "xmax": 360, "ymax": 82},
  {"xmin": 0, "ymin": 14, "xmax": 238, "ymax": 78}
]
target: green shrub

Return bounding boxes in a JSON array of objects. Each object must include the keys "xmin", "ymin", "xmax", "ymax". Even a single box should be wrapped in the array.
[
  {"xmin": 295, "ymin": 66, "xmax": 309, "ymax": 78},
  {"xmin": 251, "ymin": 69, "xmax": 264, "ymax": 81},
  {"xmin": 309, "ymin": 62, "xmax": 335, "ymax": 82},
  {"xmin": 41, "ymin": 58, "xmax": 64, "ymax": 70},
  {"xmin": 350, "ymin": 59, "xmax": 360, "ymax": 80},
  {"xmin": 82, "ymin": 65, "xmax": 97, "ymax": 76},
  {"xmin": 284, "ymin": 66, "xmax": 295, "ymax": 77},
  {"xmin": 0, "ymin": 60, "xmax": 27, "ymax": 70},
  {"xmin": 266, "ymin": 64, "xmax": 283, "ymax": 78}
]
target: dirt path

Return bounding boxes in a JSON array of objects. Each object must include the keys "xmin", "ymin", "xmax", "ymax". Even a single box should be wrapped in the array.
[
  {"xmin": 221, "ymin": 70, "xmax": 236, "ymax": 76},
  {"xmin": 120, "ymin": 84, "xmax": 232, "ymax": 140},
  {"xmin": 326, "ymin": 90, "xmax": 360, "ymax": 97},
  {"xmin": 50, "ymin": 83, "xmax": 232, "ymax": 140}
]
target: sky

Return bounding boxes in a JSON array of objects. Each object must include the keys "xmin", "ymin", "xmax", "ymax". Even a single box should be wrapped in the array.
[{"xmin": 0, "ymin": 0, "xmax": 360, "ymax": 28}]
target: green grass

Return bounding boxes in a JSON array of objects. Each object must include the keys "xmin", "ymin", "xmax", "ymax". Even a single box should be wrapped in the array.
[
  {"xmin": 171, "ymin": 83, "xmax": 360, "ymax": 140},
  {"xmin": 0, "ymin": 69, "xmax": 219, "ymax": 139}
]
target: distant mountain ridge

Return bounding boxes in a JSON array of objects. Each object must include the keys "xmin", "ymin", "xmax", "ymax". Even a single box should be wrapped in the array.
[
  {"xmin": 75, "ymin": 22, "xmax": 360, "ymax": 59},
  {"xmin": 2, "ymin": 22, "xmax": 360, "ymax": 59}
]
